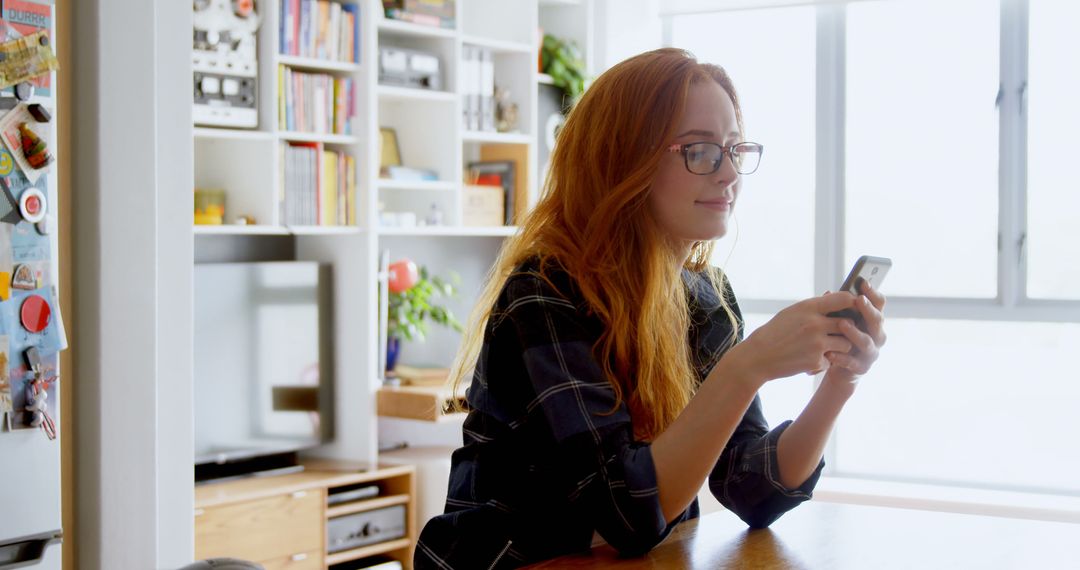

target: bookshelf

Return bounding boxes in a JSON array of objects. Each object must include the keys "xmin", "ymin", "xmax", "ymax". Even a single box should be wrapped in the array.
[{"xmin": 191, "ymin": 0, "xmax": 594, "ymax": 556}]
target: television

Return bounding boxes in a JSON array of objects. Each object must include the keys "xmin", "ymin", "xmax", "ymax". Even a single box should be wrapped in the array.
[{"xmin": 193, "ymin": 261, "xmax": 334, "ymax": 482}]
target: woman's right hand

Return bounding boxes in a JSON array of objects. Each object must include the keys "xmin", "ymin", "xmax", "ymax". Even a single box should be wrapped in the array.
[{"xmin": 735, "ymin": 292, "xmax": 860, "ymax": 382}]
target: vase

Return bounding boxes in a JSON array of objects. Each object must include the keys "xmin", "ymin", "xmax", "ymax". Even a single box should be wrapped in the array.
[{"xmin": 386, "ymin": 336, "xmax": 401, "ymax": 374}]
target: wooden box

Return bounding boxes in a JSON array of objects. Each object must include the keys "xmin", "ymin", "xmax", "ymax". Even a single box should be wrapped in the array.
[{"xmin": 462, "ymin": 184, "xmax": 504, "ymax": 227}]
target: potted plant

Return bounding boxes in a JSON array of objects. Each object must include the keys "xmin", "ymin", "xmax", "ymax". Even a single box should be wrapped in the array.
[
  {"xmin": 386, "ymin": 258, "xmax": 463, "ymax": 373},
  {"xmin": 541, "ymin": 33, "xmax": 587, "ymax": 111}
]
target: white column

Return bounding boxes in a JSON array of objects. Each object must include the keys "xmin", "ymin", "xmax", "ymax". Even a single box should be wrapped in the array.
[{"xmin": 71, "ymin": 0, "xmax": 193, "ymax": 568}]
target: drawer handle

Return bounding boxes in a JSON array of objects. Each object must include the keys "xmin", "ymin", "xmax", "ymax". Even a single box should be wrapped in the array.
[
  {"xmin": 291, "ymin": 491, "xmax": 307, "ymax": 499},
  {"xmin": 193, "ymin": 509, "xmax": 205, "ymax": 517},
  {"xmin": 291, "ymin": 553, "xmax": 308, "ymax": 562}
]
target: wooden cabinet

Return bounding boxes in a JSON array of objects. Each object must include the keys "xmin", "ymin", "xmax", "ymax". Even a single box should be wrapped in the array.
[{"xmin": 195, "ymin": 463, "xmax": 416, "ymax": 569}]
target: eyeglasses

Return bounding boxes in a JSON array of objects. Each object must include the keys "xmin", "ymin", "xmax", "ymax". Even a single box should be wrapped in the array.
[{"xmin": 665, "ymin": 141, "xmax": 764, "ymax": 176}]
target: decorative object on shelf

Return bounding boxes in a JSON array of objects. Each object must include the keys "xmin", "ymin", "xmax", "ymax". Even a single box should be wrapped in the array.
[
  {"xmin": 194, "ymin": 188, "xmax": 226, "ymax": 225},
  {"xmin": 541, "ymin": 33, "xmax": 586, "ymax": 111},
  {"xmin": 425, "ymin": 202, "xmax": 444, "ymax": 226},
  {"xmin": 494, "ymin": 85, "xmax": 519, "ymax": 133},
  {"xmin": 379, "ymin": 127, "xmax": 401, "ymax": 176},
  {"xmin": 233, "ymin": 215, "xmax": 256, "ymax": 225},
  {"xmin": 382, "ymin": 0, "xmax": 455, "ymax": 29},
  {"xmin": 378, "ymin": 45, "xmax": 442, "ymax": 91},
  {"xmin": 466, "ymin": 159, "xmax": 515, "ymax": 225},
  {"xmin": 192, "ymin": 0, "xmax": 259, "ymax": 128},
  {"xmin": 385, "ymin": 259, "xmax": 462, "ymax": 373},
  {"xmin": 461, "ymin": 184, "xmax": 503, "ymax": 227}
]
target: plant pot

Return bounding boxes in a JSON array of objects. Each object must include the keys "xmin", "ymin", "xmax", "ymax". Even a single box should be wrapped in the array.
[{"xmin": 386, "ymin": 336, "xmax": 401, "ymax": 374}]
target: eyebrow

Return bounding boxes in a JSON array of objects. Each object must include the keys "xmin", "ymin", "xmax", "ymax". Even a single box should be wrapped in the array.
[{"xmin": 675, "ymin": 128, "xmax": 741, "ymax": 140}]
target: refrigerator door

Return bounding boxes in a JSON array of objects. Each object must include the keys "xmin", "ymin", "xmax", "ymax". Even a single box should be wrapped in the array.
[{"xmin": 0, "ymin": 428, "xmax": 62, "ymax": 569}]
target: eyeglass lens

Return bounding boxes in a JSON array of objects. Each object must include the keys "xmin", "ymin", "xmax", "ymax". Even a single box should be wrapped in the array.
[{"xmin": 685, "ymin": 143, "xmax": 761, "ymax": 175}]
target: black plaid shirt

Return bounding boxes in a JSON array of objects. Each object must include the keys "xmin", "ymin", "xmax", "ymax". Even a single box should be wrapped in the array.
[{"xmin": 415, "ymin": 260, "xmax": 824, "ymax": 569}]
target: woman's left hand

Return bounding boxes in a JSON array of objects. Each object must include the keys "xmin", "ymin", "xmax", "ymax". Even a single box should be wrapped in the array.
[{"xmin": 823, "ymin": 280, "xmax": 887, "ymax": 385}]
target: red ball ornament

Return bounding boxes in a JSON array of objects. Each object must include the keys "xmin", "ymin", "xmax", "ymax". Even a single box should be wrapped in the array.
[{"xmin": 388, "ymin": 259, "xmax": 419, "ymax": 294}]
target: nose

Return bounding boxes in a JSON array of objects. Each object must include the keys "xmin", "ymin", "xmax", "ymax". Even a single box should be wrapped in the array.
[{"xmin": 711, "ymin": 150, "xmax": 739, "ymax": 188}]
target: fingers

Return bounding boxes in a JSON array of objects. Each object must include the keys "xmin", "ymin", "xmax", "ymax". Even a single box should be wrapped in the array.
[
  {"xmin": 826, "ymin": 351, "xmax": 868, "ymax": 374},
  {"xmin": 855, "ymin": 283, "xmax": 887, "ymax": 346},
  {"xmin": 816, "ymin": 291, "xmax": 859, "ymax": 315}
]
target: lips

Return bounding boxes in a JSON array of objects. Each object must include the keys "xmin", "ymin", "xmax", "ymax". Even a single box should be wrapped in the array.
[{"xmin": 695, "ymin": 199, "xmax": 732, "ymax": 211}]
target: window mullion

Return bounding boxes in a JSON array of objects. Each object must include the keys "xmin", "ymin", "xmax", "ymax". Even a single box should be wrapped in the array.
[
  {"xmin": 999, "ymin": 0, "xmax": 1029, "ymax": 308},
  {"xmin": 815, "ymin": 2, "xmax": 845, "ymax": 474}
]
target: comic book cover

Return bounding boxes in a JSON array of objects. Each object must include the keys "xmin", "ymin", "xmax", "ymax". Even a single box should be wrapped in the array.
[{"xmin": 0, "ymin": 0, "xmax": 52, "ymax": 97}]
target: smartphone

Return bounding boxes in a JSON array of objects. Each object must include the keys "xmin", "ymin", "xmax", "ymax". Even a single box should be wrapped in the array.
[{"xmin": 827, "ymin": 255, "xmax": 892, "ymax": 328}]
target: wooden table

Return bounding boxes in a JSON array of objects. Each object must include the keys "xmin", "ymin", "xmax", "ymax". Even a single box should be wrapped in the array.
[{"xmin": 527, "ymin": 500, "xmax": 1079, "ymax": 569}]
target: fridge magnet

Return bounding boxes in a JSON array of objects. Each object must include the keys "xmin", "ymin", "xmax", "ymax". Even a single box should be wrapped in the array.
[
  {"xmin": 0, "ymin": 177, "xmax": 19, "ymax": 224},
  {"xmin": 34, "ymin": 216, "xmax": 47, "ymax": 235},
  {"xmin": 0, "ymin": 0, "xmax": 54, "ymax": 98},
  {"xmin": 19, "ymin": 293, "xmax": 49, "ymax": 333},
  {"xmin": 12, "ymin": 81, "xmax": 32, "ymax": 101},
  {"xmin": 0, "ymin": 274, "xmax": 8, "ymax": 301},
  {"xmin": 0, "ymin": 103, "xmax": 49, "ymax": 182},
  {"xmin": 18, "ymin": 123, "xmax": 51, "ymax": 169},
  {"xmin": 18, "ymin": 359, "xmax": 56, "ymax": 439},
  {"xmin": 27, "ymin": 103, "xmax": 50, "ymax": 123},
  {"xmin": 9, "ymin": 289, "xmax": 62, "ymax": 356},
  {"xmin": 11, "ymin": 263, "xmax": 34, "ymax": 290},
  {"xmin": 18, "ymin": 186, "xmax": 44, "ymax": 222},
  {"xmin": 0, "ymin": 147, "xmax": 14, "ymax": 175},
  {"xmin": 0, "ymin": 30, "xmax": 59, "ymax": 91}
]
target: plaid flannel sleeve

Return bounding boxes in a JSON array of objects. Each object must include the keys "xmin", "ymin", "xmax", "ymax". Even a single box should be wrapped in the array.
[
  {"xmin": 708, "ymin": 395, "xmax": 825, "ymax": 528},
  {"xmin": 502, "ymin": 273, "xmax": 685, "ymax": 556}
]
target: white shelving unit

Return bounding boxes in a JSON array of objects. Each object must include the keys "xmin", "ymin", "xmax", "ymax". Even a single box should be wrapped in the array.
[{"xmin": 193, "ymin": 0, "xmax": 593, "ymax": 465}]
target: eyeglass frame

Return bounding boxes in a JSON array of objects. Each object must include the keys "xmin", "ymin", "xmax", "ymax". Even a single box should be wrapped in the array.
[{"xmin": 665, "ymin": 141, "xmax": 764, "ymax": 176}]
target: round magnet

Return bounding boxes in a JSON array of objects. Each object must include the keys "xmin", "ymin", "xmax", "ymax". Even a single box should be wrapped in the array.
[
  {"xmin": 19, "ymin": 187, "xmax": 46, "ymax": 223},
  {"xmin": 14, "ymin": 82, "xmax": 33, "ymax": 102},
  {"xmin": 38, "ymin": 34, "xmax": 49, "ymax": 47},
  {"xmin": 35, "ymin": 217, "xmax": 48, "ymax": 235},
  {"xmin": 20, "ymin": 294, "xmax": 50, "ymax": 334}
]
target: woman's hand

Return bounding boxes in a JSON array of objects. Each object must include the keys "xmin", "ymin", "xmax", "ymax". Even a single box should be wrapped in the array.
[
  {"xmin": 822, "ymin": 280, "xmax": 887, "ymax": 387},
  {"xmin": 735, "ymin": 292, "xmax": 861, "ymax": 382}
]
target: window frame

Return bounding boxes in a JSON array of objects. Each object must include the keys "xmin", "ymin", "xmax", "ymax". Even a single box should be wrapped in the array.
[
  {"xmin": 665, "ymin": 0, "xmax": 1079, "ymax": 323},
  {"xmin": 662, "ymin": 0, "xmax": 1080, "ymax": 489}
]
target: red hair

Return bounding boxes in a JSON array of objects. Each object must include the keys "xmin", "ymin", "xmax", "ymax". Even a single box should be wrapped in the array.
[{"xmin": 451, "ymin": 48, "xmax": 742, "ymax": 440}]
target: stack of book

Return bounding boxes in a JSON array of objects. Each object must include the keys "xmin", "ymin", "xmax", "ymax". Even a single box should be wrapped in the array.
[
  {"xmin": 383, "ymin": 0, "xmax": 455, "ymax": 29},
  {"xmin": 280, "ymin": 0, "xmax": 360, "ymax": 62},
  {"xmin": 278, "ymin": 67, "xmax": 356, "ymax": 134},
  {"xmin": 281, "ymin": 143, "xmax": 357, "ymax": 226}
]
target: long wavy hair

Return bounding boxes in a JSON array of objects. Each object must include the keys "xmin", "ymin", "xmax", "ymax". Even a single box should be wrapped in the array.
[{"xmin": 449, "ymin": 48, "xmax": 743, "ymax": 441}]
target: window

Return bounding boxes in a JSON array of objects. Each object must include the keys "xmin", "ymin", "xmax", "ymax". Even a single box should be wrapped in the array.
[
  {"xmin": 654, "ymin": 0, "xmax": 1079, "ymax": 498},
  {"xmin": 846, "ymin": 0, "xmax": 1000, "ymax": 299},
  {"xmin": 673, "ymin": 7, "xmax": 817, "ymax": 301},
  {"xmin": 1026, "ymin": 0, "xmax": 1080, "ymax": 300}
]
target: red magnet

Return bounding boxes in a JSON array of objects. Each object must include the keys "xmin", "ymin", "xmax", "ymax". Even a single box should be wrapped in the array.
[{"xmin": 20, "ymin": 294, "xmax": 50, "ymax": 333}]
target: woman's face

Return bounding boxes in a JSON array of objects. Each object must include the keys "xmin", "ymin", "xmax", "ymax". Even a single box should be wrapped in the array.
[{"xmin": 648, "ymin": 80, "xmax": 741, "ymax": 250}]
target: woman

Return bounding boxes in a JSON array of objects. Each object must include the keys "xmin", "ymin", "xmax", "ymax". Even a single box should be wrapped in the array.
[{"xmin": 415, "ymin": 48, "xmax": 886, "ymax": 569}]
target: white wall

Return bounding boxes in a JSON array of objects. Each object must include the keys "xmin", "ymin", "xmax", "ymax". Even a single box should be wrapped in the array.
[
  {"xmin": 595, "ymin": 0, "xmax": 663, "ymax": 70},
  {"xmin": 72, "ymin": 1, "xmax": 193, "ymax": 568}
]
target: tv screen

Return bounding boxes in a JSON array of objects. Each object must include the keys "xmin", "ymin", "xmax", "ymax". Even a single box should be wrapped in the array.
[{"xmin": 193, "ymin": 261, "xmax": 334, "ymax": 466}]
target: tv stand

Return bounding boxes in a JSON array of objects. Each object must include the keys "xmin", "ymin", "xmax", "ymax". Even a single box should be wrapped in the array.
[
  {"xmin": 195, "ymin": 451, "xmax": 304, "ymax": 485},
  {"xmin": 194, "ymin": 460, "xmax": 416, "ymax": 569}
]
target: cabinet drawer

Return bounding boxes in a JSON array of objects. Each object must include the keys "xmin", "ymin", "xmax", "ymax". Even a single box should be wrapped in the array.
[
  {"xmin": 195, "ymin": 489, "xmax": 323, "ymax": 562},
  {"xmin": 259, "ymin": 549, "xmax": 323, "ymax": 570}
]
